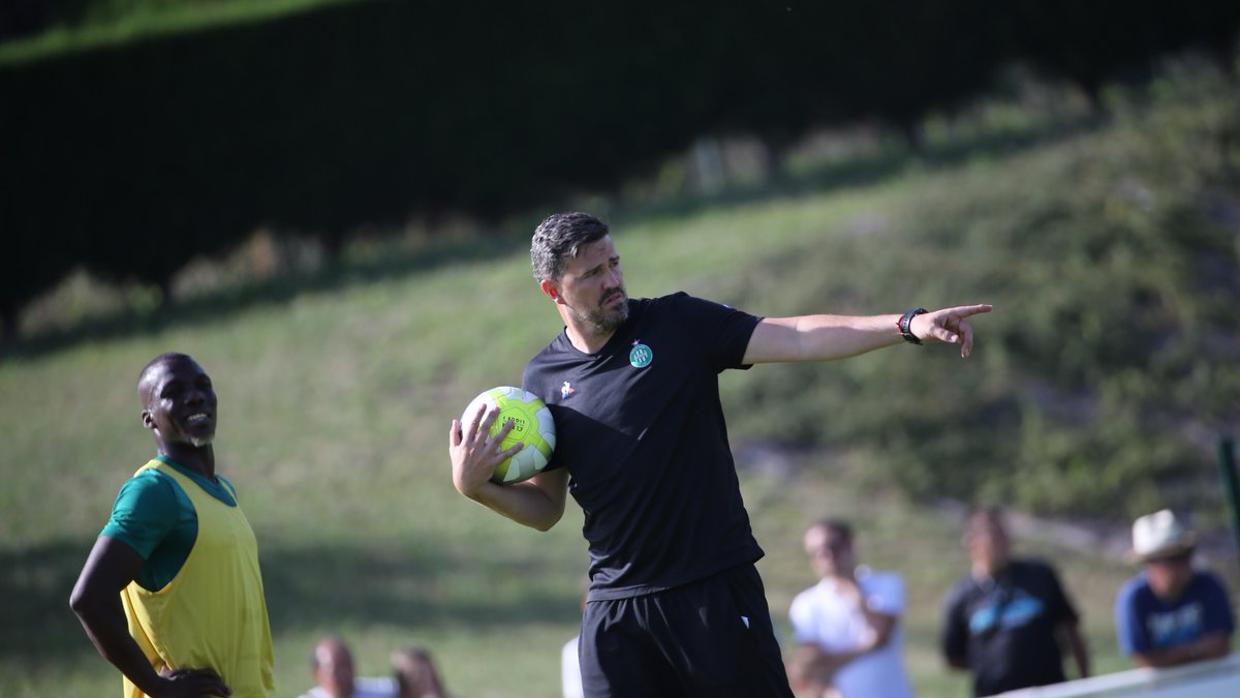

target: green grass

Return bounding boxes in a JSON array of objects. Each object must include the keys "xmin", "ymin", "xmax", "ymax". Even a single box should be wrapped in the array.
[
  {"xmin": 3, "ymin": 68, "xmax": 1239, "ymax": 696},
  {"xmin": 0, "ymin": 0, "xmax": 362, "ymax": 67}
]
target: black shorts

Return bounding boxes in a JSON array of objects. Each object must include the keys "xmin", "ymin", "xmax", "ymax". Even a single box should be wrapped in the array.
[{"xmin": 579, "ymin": 564, "xmax": 794, "ymax": 697}]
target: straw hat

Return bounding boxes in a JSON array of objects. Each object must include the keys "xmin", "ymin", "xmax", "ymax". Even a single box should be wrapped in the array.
[{"xmin": 1130, "ymin": 509, "xmax": 1197, "ymax": 562}]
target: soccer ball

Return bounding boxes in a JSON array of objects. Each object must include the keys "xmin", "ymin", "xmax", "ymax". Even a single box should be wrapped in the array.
[{"xmin": 461, "ymin": 386, "xmax": 556, "ymax": 484}]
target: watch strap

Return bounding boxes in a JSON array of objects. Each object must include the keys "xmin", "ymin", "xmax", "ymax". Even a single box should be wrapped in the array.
[{"xmin": 899, "ymin": 307, "xmax": 928, "ymax": 344}]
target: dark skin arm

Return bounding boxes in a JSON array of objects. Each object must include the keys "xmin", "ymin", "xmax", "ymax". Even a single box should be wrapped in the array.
[
  {"xmin": 1060, "ymin": 621, "xmax": 1091, "ymax": 678},
  {"xmin": 944, "ymin": 631, "xmax": 970, "ymax": 670},
  {"xmin": 1132, "ymin": 632, "xmax": 1231, "ymax": 668},
  {"xmin": 943, "ymin": 604, "xmax": 970, "ymax": 670},
  {"xmin": 69, "ymin": 536, "xmax": 231, "ymax": 698}
]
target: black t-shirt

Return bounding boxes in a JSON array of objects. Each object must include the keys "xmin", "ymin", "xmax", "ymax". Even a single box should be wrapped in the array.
[
  {"xmin": 523, "ymin": 293, "xmax": 764, "ymax": 601},
  {"xmin": 941, "ymin": 558, "xmax": 1080, "ymax": 697}
]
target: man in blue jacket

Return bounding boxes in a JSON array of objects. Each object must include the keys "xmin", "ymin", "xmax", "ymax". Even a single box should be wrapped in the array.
[{"xmin": 1115, "ymin": 509, "xmax": 1234, "ymax": 668}]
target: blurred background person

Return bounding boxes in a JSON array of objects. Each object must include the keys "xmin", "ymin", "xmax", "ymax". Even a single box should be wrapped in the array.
[
  {"xmin": 1115, "ymin": 509, "xmax": 1235, "ymax": 668},
  {"xmin": 391, "ymin": 646, "xmax": 447, "ymax": 698},
  {"xmin": 561, "ymin": 630, "xmax": 583, "ymax": 698},
  {"xmin": 787, "ymin": 519, "xmax": 915, "ymax": 698},
  {"xmin": 561, "ymin": 580, "xmax": 587, "ymax": 698},
  {"xmin": 941, "ymin": 507, "xmax": 1089, "ymax": 696},
  {"xmin": 300, "ymin": 636, "xmax": 397, "ymax": 698}
]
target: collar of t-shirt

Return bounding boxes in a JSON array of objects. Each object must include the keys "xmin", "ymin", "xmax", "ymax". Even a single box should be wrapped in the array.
[
  {"xmin": 556, "ymin": 300, "xmax": 640, "ymax": 358},
  {"xmin": 154, "ymin": 454, "xmax": 237, "ymax": 507}
]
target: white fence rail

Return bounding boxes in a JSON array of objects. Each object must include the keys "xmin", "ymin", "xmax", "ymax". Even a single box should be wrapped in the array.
[{"xmin": 1000, "ymin": 654, "xmax": 1240, "ymax": 698}]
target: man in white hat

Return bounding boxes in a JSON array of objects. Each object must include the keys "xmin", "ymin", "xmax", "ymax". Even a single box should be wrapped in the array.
[{"xmin": 1114, "ymin": 509, "xmax": 1235, "ymax": 668}]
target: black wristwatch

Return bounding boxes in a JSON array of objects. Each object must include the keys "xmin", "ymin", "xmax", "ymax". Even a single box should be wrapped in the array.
[{"xmin": 898, "ymin": 307, "xmax": 927, "ymax": 344}]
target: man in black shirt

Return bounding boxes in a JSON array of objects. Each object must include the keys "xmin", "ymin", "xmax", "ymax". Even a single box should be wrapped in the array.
[
  {"xmin": 449, "ymin": 212, "xmax": 992, "ymax": 696},
  {"xmin": 941, "ymin": 507, "xmax": 1091, "ymax": 697}
]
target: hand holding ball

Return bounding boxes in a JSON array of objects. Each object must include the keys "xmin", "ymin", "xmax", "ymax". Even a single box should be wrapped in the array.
[{"xmin": 459, "ymin": 387, "xmax": 556, "ymax": 484}]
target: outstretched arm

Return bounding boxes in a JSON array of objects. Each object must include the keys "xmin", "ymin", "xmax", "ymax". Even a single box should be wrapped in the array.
[
  {"xmin": 449, "ymin": 406, "xmax": 569, "ymax": 531},
  {"xmin": 69, "ymin": 537, "xmax": 232, "ymax": 698},
  {"xmin": 743, "ymin": 304, "xmax": 993, "ymax": 364}
]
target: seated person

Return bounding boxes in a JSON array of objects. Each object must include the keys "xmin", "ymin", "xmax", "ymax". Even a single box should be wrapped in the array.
[
  {"xmin": 300, "ymin": 636, "xmax": 397, "ymax": 698},
  {"xmin": 1115, "ymin": 509, "xmax": 1235, "ymax": 668}
]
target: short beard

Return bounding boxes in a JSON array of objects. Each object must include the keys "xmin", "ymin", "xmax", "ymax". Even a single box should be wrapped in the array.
[
  {"xmin": 188, "ymin": 435, "xmax": 214, "ymax": 448},
  {"xmin": 574, "ymin": 300, "xmax": 629, "ymax": 335}
]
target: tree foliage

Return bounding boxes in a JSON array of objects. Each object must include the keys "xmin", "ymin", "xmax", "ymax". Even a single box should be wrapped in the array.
[
  {"xmin": 720, "ymin": 67, "xmax": 1240, "ymax": 519},
  {"xmin": 2, "ymin": 1, "xmax": 1237, "ymax": 333}
]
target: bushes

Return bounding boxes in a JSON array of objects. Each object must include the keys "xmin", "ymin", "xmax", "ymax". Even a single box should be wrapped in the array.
[
  {"xmin": 721, "ymin": 66, "xmax": 1240, "ymax": 519},
  {"xmin": 2, "ymin": 0, "xmax": 1238, "ymax": 335}
]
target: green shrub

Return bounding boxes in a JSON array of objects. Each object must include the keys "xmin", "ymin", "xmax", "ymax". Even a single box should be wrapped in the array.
[{"xmin": 723, "ymin": 65, "xmax": 1240, "ymax": 520}]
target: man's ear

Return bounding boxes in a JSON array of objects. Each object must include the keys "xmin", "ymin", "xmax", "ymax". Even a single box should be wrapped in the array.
[
  {"xmin": 141, "ymin": 409, "xmax": 156, "ymax": 431},
  {"xmin": 538, "ymin": 278, "xmax": 563, "ymax": 304}
]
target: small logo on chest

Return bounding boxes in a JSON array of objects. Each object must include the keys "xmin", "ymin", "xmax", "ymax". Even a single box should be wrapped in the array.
[
  {"xmin": 629, "ymin": 340, "xmax": 654, "ymax": 368},
  {"xmin": 561, "ymin": 381, "xmax": 576, "ymax": 399}
]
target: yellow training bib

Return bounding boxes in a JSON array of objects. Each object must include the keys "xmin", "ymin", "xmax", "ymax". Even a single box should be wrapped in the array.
[{"xmin": 120, "ymin": 460, "xmax": 275, "ymax": 698}]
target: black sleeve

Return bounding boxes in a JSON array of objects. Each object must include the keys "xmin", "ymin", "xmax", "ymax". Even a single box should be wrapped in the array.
[
  {"xmin": 522, "ymin": 359, "xmax": 567, "ymax": 473},
  {"xmin": 670, "ymin": 292, "xmax": 763, "ymax": 372},
  {"xmin": 1040, "ymin": 562, "xmax": 1080, "ymax": 626},
  {"xmin": 941, "ymin": 583, "xmax": 970, "ymax": 663},
  {"xmin": 520, "ymin": 361, "xmax": 539, "ymax": 399},
  {"xmin": 539, "ymin": 405, "xmax": 568, "ymax": 473}
]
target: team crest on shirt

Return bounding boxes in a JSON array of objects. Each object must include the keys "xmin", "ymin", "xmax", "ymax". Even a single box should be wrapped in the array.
[
  {"xmin": 629, "ymin": 340, "xmax": 653, "ymax": 368},
  {"xmin": 560, "ymin": 381, "xmax": 576, "ymax": 399}
]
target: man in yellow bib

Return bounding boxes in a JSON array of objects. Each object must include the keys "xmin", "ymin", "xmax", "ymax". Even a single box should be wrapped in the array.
[{"xmin": 71, "ymin": 353, "xmax": 275, "ymax": 697}]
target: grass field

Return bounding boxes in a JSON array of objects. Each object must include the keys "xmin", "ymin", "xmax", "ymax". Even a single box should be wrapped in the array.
[{"xmin": 3, "ymin": 70, "xmax": 1238, "ymax": 696}]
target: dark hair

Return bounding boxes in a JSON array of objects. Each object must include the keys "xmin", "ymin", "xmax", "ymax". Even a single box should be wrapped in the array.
[
  {"xmin": 966, "ymin": 506, "xmax": 1004, "ymax": 527},
  {"xmin": 530, "ymin": 212, "xmax": 610, "ymax": 282},
  {"xmin": 310, "ymin": 635, "xmax": 349, "ymax": 670},
  {"xmin": 139, "ymin": 352, "xmax": 192, "ymax": 380},
  {"xmin": 809, "ymin": 518, "xmax": 853, "ymax": 542},
  {"xmin": 965, "ymin": 505, "xmax": 1007, "ymax": 537},
  {"xmin": 391, "ymin": 645, "xmax": 443, "ymax": 696},
  {"xmin": 137, "ymin": 352, "xmax": 195, "ymax": 401}
]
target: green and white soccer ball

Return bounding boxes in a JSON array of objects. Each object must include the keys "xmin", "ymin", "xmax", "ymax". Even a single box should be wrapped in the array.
[{"xmin": 461, "ymin": 386, "xmax": 556, "ymax": 484}]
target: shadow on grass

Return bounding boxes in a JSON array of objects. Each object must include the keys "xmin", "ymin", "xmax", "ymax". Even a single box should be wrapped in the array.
[
  {"xmin": 0, "ymin": 537, "xmax": 580, "ymax": 668},
  {"xmin": 0, "ymin": 540, "xmax": 97, "ymax": 663},
  {"xmin": 259, "ymin": 542, "xmax": 581, "ymax": 632},
  {"xmin": 4, "ymin": 111, "xmax": 1103, "ymax": 363}
]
